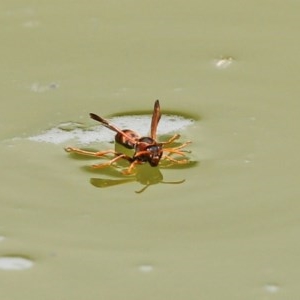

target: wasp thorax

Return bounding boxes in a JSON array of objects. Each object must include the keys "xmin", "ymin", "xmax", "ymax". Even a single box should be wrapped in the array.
[{"xmin": 138, "ymin": 137, "xmax": 155, "ymax": 144}]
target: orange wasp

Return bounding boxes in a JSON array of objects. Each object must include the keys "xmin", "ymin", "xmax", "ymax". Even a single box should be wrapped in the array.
[{"xmin": 65, "ymin": 100, "xmax": 191, "ymax": 174}]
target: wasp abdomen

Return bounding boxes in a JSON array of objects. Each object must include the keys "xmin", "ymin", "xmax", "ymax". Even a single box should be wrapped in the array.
[{"xmin": 115, "ymin": 130, "xmax": 140, "ymax": 149}]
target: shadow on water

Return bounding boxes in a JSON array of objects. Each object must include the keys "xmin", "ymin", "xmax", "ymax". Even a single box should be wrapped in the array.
[
  {"xmin": 67, "ymin": 146, "xmax": 197, "ymax": 193},
  {"xmin": 89, "ymin": 161, "xmax": 198, "ymax": 194}
]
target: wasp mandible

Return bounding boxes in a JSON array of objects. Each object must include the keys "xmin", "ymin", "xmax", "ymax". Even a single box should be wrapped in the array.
[{"xmin": 65, "ymin": 100, "xmax": 191, "ymax": 174}]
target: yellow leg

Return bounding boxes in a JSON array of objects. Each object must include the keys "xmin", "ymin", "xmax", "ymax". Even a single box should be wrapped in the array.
[
  {"xmin": 66, "ymin": 146, "xmax": 134, "ymax": 170},
  {"xmin": 122, "ymin": 160, "xmax": 140, "ymax": 175},
  {"xmin": 163, "ymin": 155, "xmax": 189, "ymax": 164},
  {"xmin": 162, "ymin": 141, "xmax": 191, "ymax": 165},
  {"xmin": 163, "ymin": 141, "xmax": 192, "ymax": 156},
  {"xmin": 92, "ymin": 154, "xmax": 131, "ymax": 169},
  {"xmin": 65, "ymin": 147, "xmax": 118, "ymax": 158},
  {"xmin": 161, "ymin": 134, "xmax": 181, "ymax": 145}
]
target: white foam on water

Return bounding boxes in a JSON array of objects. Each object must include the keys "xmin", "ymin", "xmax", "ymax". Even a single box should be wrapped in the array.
[
  {"xmin": 0, "ymin": 256, "xmax": 34, "ymax": 271},
  {"xmin": 28, "ymin": 115, "xmax": 194, "ymax": 145}
]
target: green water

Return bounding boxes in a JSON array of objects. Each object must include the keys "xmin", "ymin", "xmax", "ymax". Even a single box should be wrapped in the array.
[{"xmin": 1, "ymin": 1, "xmax": 300, "ymax": 299}]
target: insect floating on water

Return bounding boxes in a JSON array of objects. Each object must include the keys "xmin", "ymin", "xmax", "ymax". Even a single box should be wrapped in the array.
[{"xmin": 65, "ymin": 100, "xmax": 191, "ymax": 174}]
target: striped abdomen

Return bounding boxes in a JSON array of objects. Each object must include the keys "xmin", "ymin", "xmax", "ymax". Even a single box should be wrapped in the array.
[{"xmin": 115, "ymin": 130, "xmax": 140, "ymax": 149}]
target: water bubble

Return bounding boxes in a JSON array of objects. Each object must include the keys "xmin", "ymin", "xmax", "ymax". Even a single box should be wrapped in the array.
[
  {"xmin": 264, "ymin": 283, "xmax": 280, "ymax": 294},
  {"xmin": 138, "ymin": 264, "xmax": 154, "ymax": 273},
  {"xmin": 30, "ymin": 82, "xmax": 59, "ymax": 93},
  {"xmin": 214, "ymin": 56, "xmax": 234, "ymax": 69}
]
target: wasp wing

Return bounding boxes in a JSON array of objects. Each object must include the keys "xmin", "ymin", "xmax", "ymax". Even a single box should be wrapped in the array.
[
  {"xmin": 150, "ymin": 100, "xmax": 161, "ymax": 140},
  {"xmin": 90, "ymin": 113, "xmax": 137, "ymax": 144}
]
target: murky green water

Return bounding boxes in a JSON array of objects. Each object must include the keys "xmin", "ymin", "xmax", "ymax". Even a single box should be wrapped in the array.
[{"xmin": 1, "ymin": 1, "xmax": 300, "ymax": 299}]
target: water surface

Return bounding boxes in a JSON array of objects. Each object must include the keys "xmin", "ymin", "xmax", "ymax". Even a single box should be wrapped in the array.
[{"xmin": 1, "ymin": 1, "xmax": 300, "ymax": 299}]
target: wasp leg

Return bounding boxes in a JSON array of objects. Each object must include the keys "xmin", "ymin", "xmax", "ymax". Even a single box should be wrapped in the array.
[
  {"xmin": 163, "ymin": 155, "xmax": 189, "ymax": 164},
  {"xmin": 161, "ymin": 134, "xmax": 181, "ymax": 145},
  {"xmin": 163, "ymin": 141, "xmax": 192, "ymax": 156},
  {"xmin": 92, "ymin": 153, "xmax": 132, "ymax": 169},
  {"xmin": 122, "ymin": 160, "xmax": 140, "ymax": 175},
  {"xmin": 162, "ymin": 141, "xmax": 192, "ymax": 165},
  {"xmin": 65, "ymin": 147, "xmax": 118, "ymax": 158}
]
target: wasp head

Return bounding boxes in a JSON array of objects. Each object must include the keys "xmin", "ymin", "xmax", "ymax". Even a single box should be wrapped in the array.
[
  {"xmin": 145, "ymin": 144, "xmax": 163, "ymax": 166},
  {"xmin": 135, "ymin": 137, "xmax": 163, "ymax": 167}
]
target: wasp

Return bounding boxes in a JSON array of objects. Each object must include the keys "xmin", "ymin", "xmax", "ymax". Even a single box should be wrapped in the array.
[{"xmin": 65, "ymin": 100, "xmax": 191, "ymax": 174}]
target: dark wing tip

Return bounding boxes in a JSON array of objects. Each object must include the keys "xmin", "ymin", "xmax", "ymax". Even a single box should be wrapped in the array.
[
  {"xmin": 89, "ymin": 113, "xmax": 97, "ymax": 119},
  {"xmin": 89, "ymin": 113, "xmax": 103, "ymax": 122}
]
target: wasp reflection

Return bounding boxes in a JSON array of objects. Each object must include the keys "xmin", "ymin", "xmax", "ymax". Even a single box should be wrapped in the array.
[{"xmin": 90, "ymin": 162, "xmax": 195, "ymax": 193}]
